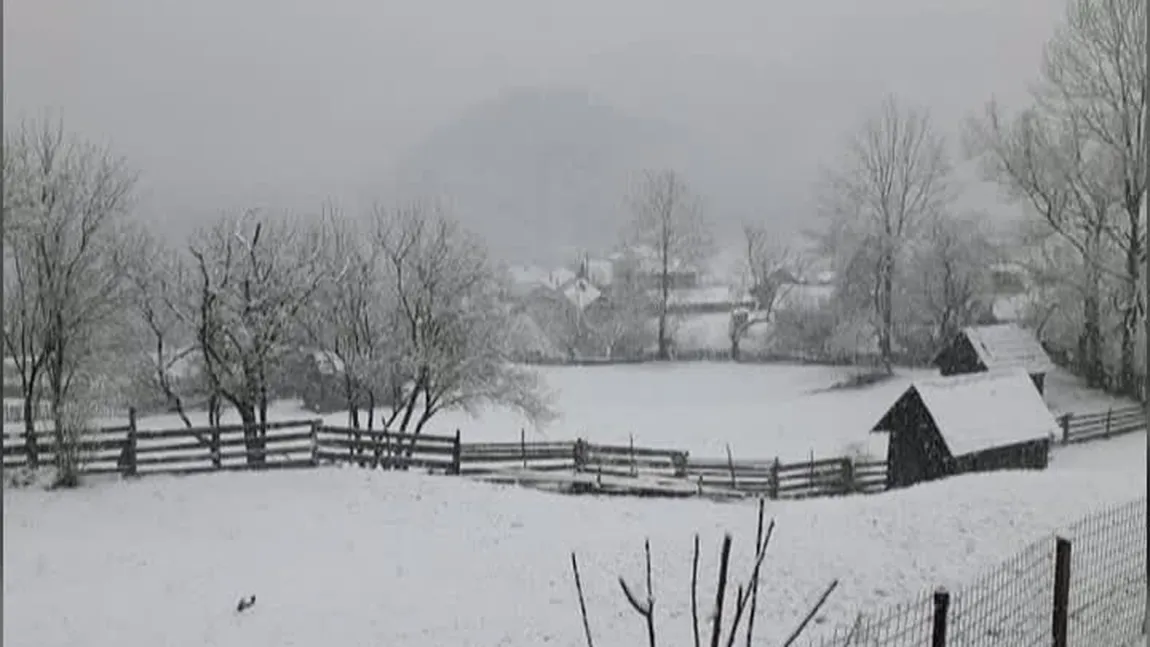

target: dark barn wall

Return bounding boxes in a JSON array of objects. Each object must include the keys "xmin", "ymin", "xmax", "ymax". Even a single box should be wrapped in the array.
[
  {"xmin": 935, "ymin": 336, "xmax": 985, "ymax": 377},
  {"xmin": 1029, "ymin": 372, "xmax": 1046, "ymax": 396},
  {"xmin": 880, "ymin": 391, "xmax": 955, "ymax": 489},
  {"xmin": 953, "ymin": 438, "xmax": 1051, "ymax": 475}
]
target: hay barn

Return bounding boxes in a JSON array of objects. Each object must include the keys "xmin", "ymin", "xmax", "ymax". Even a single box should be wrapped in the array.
[
  {"xmin": 931, "ymin": 323, "xmax": 1054, "ymax": 395},
  {"xmin": 871, "ymin": 369, "xmax": 1057, "ymax": 489}
]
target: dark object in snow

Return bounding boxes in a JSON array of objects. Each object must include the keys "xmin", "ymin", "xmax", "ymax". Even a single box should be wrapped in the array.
[{"xmin": 236, "ymin": 595, "xmax": 257, "ymax": 613}]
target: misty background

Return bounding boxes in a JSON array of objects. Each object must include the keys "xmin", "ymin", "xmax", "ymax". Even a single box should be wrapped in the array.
[{"xmin": 4, "ymin": 0, "xmax": 1063, "ymax": 265}]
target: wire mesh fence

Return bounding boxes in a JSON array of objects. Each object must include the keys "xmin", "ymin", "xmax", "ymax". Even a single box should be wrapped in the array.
[
  {"xmin": 1063, "ymin": 498, "xmax": 1146, "ymax": 647},
  {"xmin": 806, "ymin": 497, "xmax": 1147, "ymax": 647}
]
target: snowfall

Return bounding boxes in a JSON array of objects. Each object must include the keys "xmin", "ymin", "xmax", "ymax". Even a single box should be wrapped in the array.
[{"xmin": 3, "ymin": 362, "xmax": 1146, "ymax": 647}]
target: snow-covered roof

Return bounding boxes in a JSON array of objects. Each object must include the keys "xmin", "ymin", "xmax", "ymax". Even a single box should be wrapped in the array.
[
  {"xmin": 958, "ymin": 323, "xmax": 1054, "ymax": 374},
  {"xmin": 878, "ymin": 369, "xmax": 1059, "ymax": 456},
  {"xmin": 562, "ymin": 277, "xmax": 601, "ymax": 310},
  {"xmin": 311, "ymin": 350, "xmax": 345, "ymax": 375}
]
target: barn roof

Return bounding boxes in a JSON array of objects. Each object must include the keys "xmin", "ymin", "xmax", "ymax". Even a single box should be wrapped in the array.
[
  {"xmin": 942, "ymin": 323, "xmax": 1054, "ymax": 374},
  {"xmin": 875, "ymin": 369, "xmax": 1059, "ymax": 456}
]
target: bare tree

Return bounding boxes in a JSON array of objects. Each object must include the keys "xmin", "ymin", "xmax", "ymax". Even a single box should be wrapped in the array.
[
  {"xmin": 1046, "ymin": 0, "xmax": 1145, "ymax": 392},
  {"xmin": 589, "ymin": 276, "xmax": 655, "ymax": 360},
  {"xmin": 818, "ymin": 95, "xmax": 953, "ymax": 372},
  {"xmin": 904, "ymin": 212, "xmax": 998, "ymax": 358},
  {"xmin": 728, "ymin": 223, "xmax": 797, "ymax": 361},
  {"xmin": 122, "ymin": 228, "xmax": 202, "ymax": 427},
  {"xmin": 2, "ymin": 118, "xmax": 136, "ymax": 480},
  {"xmin": 967, "ymin": 105, "xmax": 1117, "ymax": 386},
  {"xmin": 184, "ymin": 210, "xmax": 330, "ymax": 465},
  {"xmin": 625, "ymin": 170, "xmax": 713, "ymax": 360},
  {"xmin": 370, "ymin": 200, "xmax": 555, "ymax": 445},
  {"xmin": 301, "ymin": 204, "xmax": 390, "ymax": 429}
]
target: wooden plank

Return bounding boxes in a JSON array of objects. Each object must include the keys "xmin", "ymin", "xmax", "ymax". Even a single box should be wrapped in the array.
[
  {"xmin": 316, "ymin": 436, "xmax": 457, "ymax": 456},
  {"xmin": 316, "ymin": 426, "xmax": 459, "ymax": 444},
  {"xmin": 583, "ymin": 443, "xmax": 684, "ymax": 459}
]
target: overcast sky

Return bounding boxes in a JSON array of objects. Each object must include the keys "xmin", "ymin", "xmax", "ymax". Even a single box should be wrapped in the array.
[{"xmin": 5, "ymin": 0, "xmax": 1064, "ymax": 247}]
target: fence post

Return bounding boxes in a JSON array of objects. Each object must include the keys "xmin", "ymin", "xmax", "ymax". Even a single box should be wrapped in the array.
[
  {"xmin": 573, "ymin": 438, "xmax": 587, "ymax": 473},
  {"xmin": 450, "ymin": 429, "xmax": 462, "ymax": 476},
  {"xmin": 1104, "ymin": 407, "xmax": 1112, "ymax": 439},
  {"xmin": 931, "ymin": 588, "xmax": 950, "ymax": 647},
  {"xmin": 841, "ymin": 458, "xmax": 855, "ymax": 495},
  {"xmin": 309, "ymin": 420, "xmax": 320, "ymax": 467},
  {"xmin": 520, "ymin": 428, "xmax": 527, "ymax": 469},
  {"xmin": 210, "ymin": 426, "xmax": 221, "ymax": 469},
  {"xmin": 1059, "ymin": 414, "xmax": 1071, "ymax": 445},
  {"xmin": 1052, "ymin": 537, "xmax": 1072, "ymax": 647},
  {"xmin": 629, "ymin": 434, "xmax": 636, "ymax": 477},
  {"xmin": 769, "ymin": 458, "xmax": 780, "ymax": 499},
  {"xmin": 122, "ymin": 407, "xmax": 138, "ymax": 478}
]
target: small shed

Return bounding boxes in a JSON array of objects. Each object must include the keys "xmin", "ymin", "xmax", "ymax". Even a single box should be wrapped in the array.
[
  {"xmin": 871, "ymin": 369, "xmax": 1057, "ymax": 489},
  {"xmin": 932, "ymin": 323, "xmax": 1055, "ymax": 395}
]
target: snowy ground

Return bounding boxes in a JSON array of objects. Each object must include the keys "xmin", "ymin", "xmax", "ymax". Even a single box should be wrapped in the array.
[{"xmin": 4, "ymin": 432, "xmax": 1144, "ymax": 647}]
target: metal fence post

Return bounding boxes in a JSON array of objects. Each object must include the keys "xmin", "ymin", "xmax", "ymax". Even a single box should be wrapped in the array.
[
  {"xmin": 931, "ymin": 588, "xmax": 950, "ymax": 647},
  {"xmin": 1053, "ymin": 537, "xmax": 1072, "ymax": 647}
]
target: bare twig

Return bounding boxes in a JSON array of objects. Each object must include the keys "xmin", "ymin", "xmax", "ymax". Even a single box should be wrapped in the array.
[
  {"xmin": 570, "ymin": 552, "xmax": 595, "ymax": 647},
  {"xmin": 709, "ymin": 534, "xmax": 733, "ymax": 647},
  {"xmin": 782, "ymin": 579, "xmax": 841, "ymax": 647},
  {"xmin": 744, "ymin": 498, "xmax": 772, "ymax": 647},
  {"xmin": 618, "ymin": 539, "xmax": 657, "ymax": 647},
  {"xmin": 691, "ymin": 533, "xmax": 702, "ymax": 647}
]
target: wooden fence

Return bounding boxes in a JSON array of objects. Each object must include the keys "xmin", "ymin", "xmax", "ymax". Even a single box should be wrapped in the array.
[
  {"xmin": 1, "ymin": 417, "xmax": 887, "ymax": 500},
  {"xmin": 1056, "ymin": 403, "xmax": 1145, "ymax": 444},
  {"xmin": 3, "ymin": 402, "xmax": 1140, "ymax": 499}
]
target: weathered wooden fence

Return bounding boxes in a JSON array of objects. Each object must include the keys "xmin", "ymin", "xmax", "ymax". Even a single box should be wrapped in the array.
[
  {"xmin": 2, "ymin": 417, "xmax": 887, "ymax": 499},
  {"xmin": 1056, "ymin": 403, "xmax": 1145, "ymax": 444},
  {"xmin": 3, "ymin": 402, "xmax": 1139, "ymax": 499}
]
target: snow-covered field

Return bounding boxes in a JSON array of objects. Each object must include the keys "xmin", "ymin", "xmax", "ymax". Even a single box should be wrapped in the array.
[
  {"xmin": 3, "ymin": 362, "xmax": 1145, "ymax": 646},
  {"xmin": 4, "ymin": 437, "xmax": 1144, "ymax": 647}
]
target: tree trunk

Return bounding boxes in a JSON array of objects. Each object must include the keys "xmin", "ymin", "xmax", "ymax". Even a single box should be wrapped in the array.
[
  {"xmin": 1081, "ymin": 285, "xmax": 1104, "ymax": 388},
  {"xmin": 1119, "ymin": 221, "xmax": 1142, "ymax": 396},
  {"xmin": 237, "ymin": 404, "xmax": 265, "ymax": 466},
  {"xmin": 658, "ymin": 238, "xmax": 671, "ymax": 361},
  {"xmin": 730, "ymin": 333, "xmax": 741, "ymax": 363},
  {"xmin": 21, "ymin": 392, "xmax": 40, "ymax": 468},
  {"xmin": 879, "ymin": 252, "xmax": 895, "ymax": 374}
]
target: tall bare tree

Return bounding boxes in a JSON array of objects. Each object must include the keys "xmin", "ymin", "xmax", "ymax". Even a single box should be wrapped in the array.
[
  {"xmin": 625, "ymin": 170, "xmax": 712, "ymax": 360},
  {"xmin": 301, "ymin": 204, "xmax": 391, "ymax": 429},
  {"xmin": 818, "ymin": 95, "xmax": 952, "ymax": 372},
  {"xmin": 184, "ymin": 210, "xmax": 330, "ymax": 465},
  {"xmin": 728, "ymin": 223, "xmax": 796, "ymax": 361},
  {"xmin": 370, "ymin": 201, "xmax": 554, "ymax": 444},
  {"xmin": 968, "ymin": 0, "xmax": 1144, "ymax": 391},
  {"xmin": 2, "ymin": 118, "xmax": 136, "ymax": 477}
]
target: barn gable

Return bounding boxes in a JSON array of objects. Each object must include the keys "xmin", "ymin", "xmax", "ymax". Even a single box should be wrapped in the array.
[
  {"xmin": 911, "ymin": 369, "xmax": 1059, "ymax": 456},
  {"xmin": 934, "ymin": 323, "xmax": 1054, "ymax": 376}
]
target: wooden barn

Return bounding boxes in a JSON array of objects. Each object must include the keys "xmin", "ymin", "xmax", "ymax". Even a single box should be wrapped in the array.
[
  {"xmin": 931, "ymin": 323, "xmax": 1055, "ymax": 396},
  {"xmin": 870, "ymin": 369, "xmax": 1057, "ymax": 489}
]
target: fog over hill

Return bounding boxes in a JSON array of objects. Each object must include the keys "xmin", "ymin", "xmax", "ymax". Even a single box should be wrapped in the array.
[{"xmin": 388, "ymin": 87, "xmax": 703, "ymax": 265}]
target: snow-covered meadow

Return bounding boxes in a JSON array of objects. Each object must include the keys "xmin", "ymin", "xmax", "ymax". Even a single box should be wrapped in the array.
[
  {"xmin": 3, "ymin": 361, "xmax": 1146, "ymax": 646},
  {"xmin": 4, "ymin": 437, "xmax": 1144, "ymax": 647}
]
